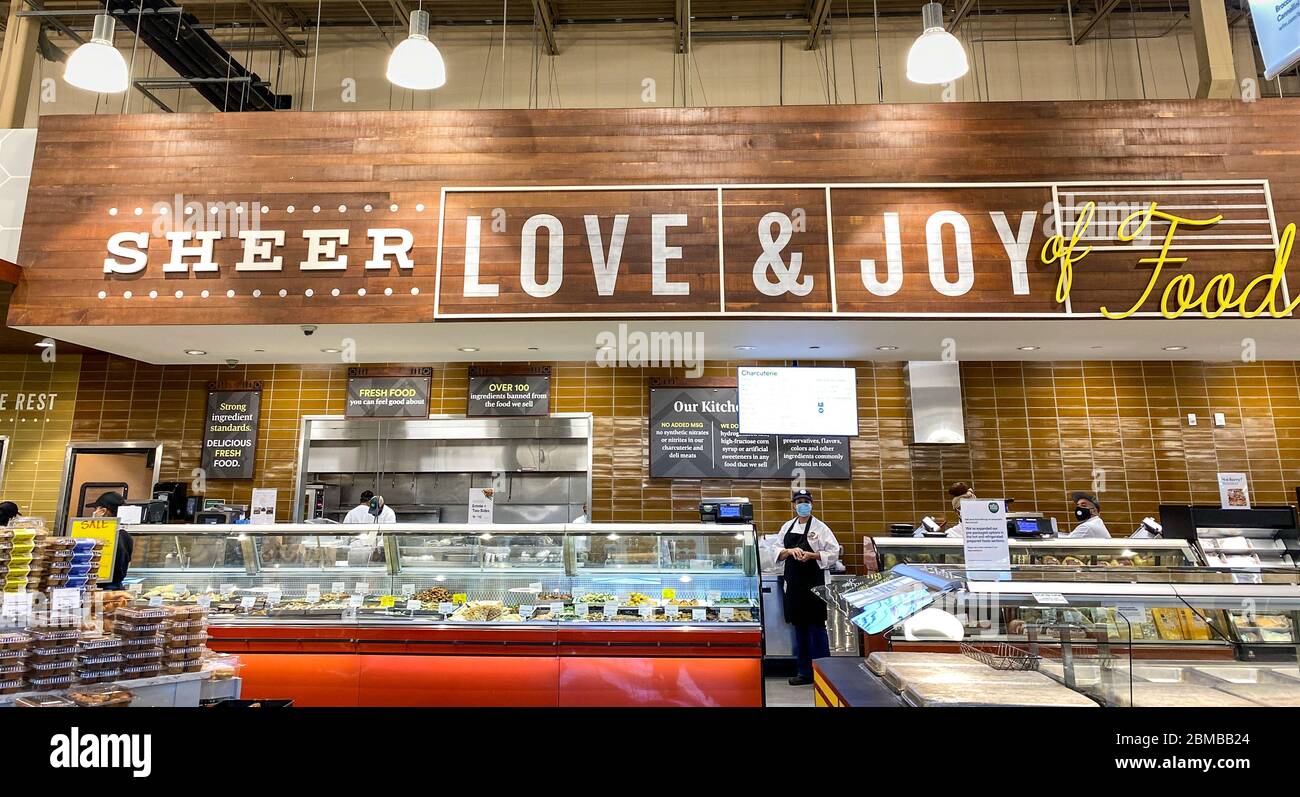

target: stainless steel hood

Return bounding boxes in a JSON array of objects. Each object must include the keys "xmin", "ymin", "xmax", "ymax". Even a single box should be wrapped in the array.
[{"xmin": 906, "ymin": 361, "xmax": 967, "ymax": 445}]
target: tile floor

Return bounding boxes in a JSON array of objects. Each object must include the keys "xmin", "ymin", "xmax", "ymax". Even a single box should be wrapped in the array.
[{"xmin": 764, "ymin": 677, "xmax": 815, "ymax": 707}]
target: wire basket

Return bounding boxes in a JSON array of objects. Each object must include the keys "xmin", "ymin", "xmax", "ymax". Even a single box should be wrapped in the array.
[{"xmin": 960, "ymin": 641, "xmax": 1042, "ymax": 671}]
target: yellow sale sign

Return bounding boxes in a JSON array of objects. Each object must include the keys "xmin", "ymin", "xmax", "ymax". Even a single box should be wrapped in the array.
[{"xmin": 69, "ymin": 518, "xmax": 118, "ymax": 582}]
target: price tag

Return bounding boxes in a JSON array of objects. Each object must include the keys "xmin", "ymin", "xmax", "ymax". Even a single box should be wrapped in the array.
[
  {"xmin": 379, "ymin": 595, "xmax": 396, "ymax": 608},
  {"xmin": 438, "ymin": 602, "xmax": 455, "ymax": 614},
  {"xmin": 197, "ymin": 596, "xmax": 212, "ymax": 610},
  {"xmin": 406, "ymin": 599, "xmax": 421, "ymax": 612},
  {"xmin": 342, "ymin": 607, "xmax": 357, "ymax": 622},
  {"xmin": 721, "ymin": 608, "xmax": 735, "ymax": 621},
  {"xmin": 639, "ymin": 606, "xmax": 654, "ymax": 618},
  {"xmin": 1116, "ymin": 604, "xmax": 1145, "ymax": 624},
  {"xmin": 220, "ymin": 584, "xmax": 237, "ymax": 595},
  {"xmin": 266, "ymin": 593, "xmax": 280, "ymax": 607},
  {"xmin": 529, "ymin": 582, "xmax": 543, "ymax": 592},
  {"xmin": 51, "ymin": 588, "xmax": 81, "ymax": 618},
  {"xmin": 354, "ymin": 582, "xmax": 369, "ymax": 594},
  {"xmin": 692, "ymin": 608, "xmax": 707, "ymax": 622},
  {"xmin": 660, "ymin": 588, "xmax": 676, "ymax": 600},
  {"xmin": 604, "ymin": 603, "xmax": 619, "ymax": 618},
  {"xmin": 1032, "ymin": 592, "xmax": 1069, "ymax": 606},
  {"xmin": 452, "ymin": 593, "xmax": 467, "ymax": 605},
  {"xmin": 128, "ymin": 583, "xmax": 143, "ymax": 595},
  {"xmin": 239, "ymin": 596, "xmax": 257, "ymax": 609},
  {"xmin": 401, "ymin": 584, "xmax": 416, "ymax": 597},
  {"xmin": 663, "ymin": 605, "xmax": 678, "ymax": 619},
  {"xmin": 707, "ymin": 591, "xmax": 722, "ymax": 604},
  {"xmin": 548, "ymin": 602, "xmax": 564, "ymax": 616},
  {"xmin": 268, "ymin": 586, "xmax": 283, "ymax": 603},
  {"xmin": 575, "ymin": 602, "xmax": 588, "ymax": 617},
  {"xmin": 520, "ymin": 604, "xmax": 535, "ymax": 618},
  {"xmin": 173, "ymin": 584, "xmax": 187, "ymax": 596},
  {"xmin": 2, "ymin": 592, "xmax": 33, "ymax": 623},
  {"xmin": 148, "ymin": 596, "xmax": 164, "ymax": 607},
  {"xmin": 306, "ymin": 585, "xmax": 322, "ymax": 603},
  {"xmin": 348, "ymin": 594, "xmax": 364, "ymax": 608},
  {"xmin": 331, "ymin": 582, "xmax": 346, "ymax": 594}
]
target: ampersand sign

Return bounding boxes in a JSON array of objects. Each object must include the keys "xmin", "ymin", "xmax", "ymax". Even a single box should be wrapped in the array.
[{"xmin": 752, "ymin": 212, "xmax": 812, "ymax": 297}]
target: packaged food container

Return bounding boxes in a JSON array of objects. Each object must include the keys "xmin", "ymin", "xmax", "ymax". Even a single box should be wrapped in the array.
[
  {"xmin": 0, "ymin": 678, "xmax": 25, "ymax": 695},
  {"xmin": 64, "ymin": 577, "xmax": 89, "ymax": 589},
  {"xmin": 29, "ymin": 644, "xmax": 79, "ymax": 661},
  {"xmin": 163, "ymin": 632, "xmax": 208, "ymax": 648},
  {"xmin": 80, "ymin": 636, "xmax": 122, "ymax": 653},
  {"xmin": 28, "ymin": 659, "xmax": 78, "ymax": 676},
  {"xmin": 115, "ymin": 606, "xmax": 169, "ymax": 622},
  {"xmin": 122, "ymin": 648, "xmax": 163, "ymax": 663},
  {"xmin": 114, "ymin": 621, "xmax": 167, "ymax": 637},
  {"xmin": 163, "ymin": 646, "xmax": 204, "ymax": 662},
  {"xmin": 203, "ymin": 653, "xmax": 243, "ymax": 680},
  {"xmin": 76, "ymin": 669, "xmax": 123, "ymax": 684},
  {"xmin": 0, "ymin": 632, "xmax": 29, "ymax": 651},
  {"xmin": 47, "ymin": 561, "xmax": 72, "ymax": 572},
  {"xmin": 67, "ymin": 564, "xmax": 92, "ymax": 578},
  {"xmin": 165, "ymin": 620, "xmax": 206, "ymax": 635},
  {"xmin": 121, "ymin": 664, "xmax": 161, "ymax": 680},
  {"xmin": 15, "ymin": 692, "xmax": 76, "ymax": 706},
  {"xmin": 117, "ymin": 635, "xmax": 163, "ymax": 650},
  {"xmin": 0, "ymin": 649, "xmax": 28, "ymax": 664},
  {"xmin": 28, "ymin": 626, "xmax": 81, "ymax": 645},
  {"xmin": 67, "ymin": 683, "xmax": 133, "ymax": 707},
  {"xmin": 71, "ymin": 538, "xmax": 98, "ymax": 553},
  {"xmin": 79, "ymin": 653, "xmax": 125, "ymax": 668},
  {"xmin": 0, "ymin": 662, "xmax": 27, "ymax": 677},
  {"xmin": 26, "ymin": 674, "xmax": 76, "ymax": 692}
]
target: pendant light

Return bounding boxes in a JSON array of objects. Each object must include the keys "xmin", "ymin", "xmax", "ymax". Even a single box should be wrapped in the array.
[
  {"xmin": 905, "ymin": 2, "xmax": 969, "ymax": 85},
  {"xmin": 64, "ymin": 13, "xmax": 130, "ymax": 93},
  {"xmin": 386, "ymin": 8, "xmax": 446, "ymax": 90}
]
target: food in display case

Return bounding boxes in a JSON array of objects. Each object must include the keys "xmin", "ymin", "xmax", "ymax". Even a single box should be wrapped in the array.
[
  {"xmin": 14, "ymin": 693, "xmax": 76, "ymax": 707},
  {"xmin": 66, "ymin": 683, "xmax": 134, "ymax": 707}
]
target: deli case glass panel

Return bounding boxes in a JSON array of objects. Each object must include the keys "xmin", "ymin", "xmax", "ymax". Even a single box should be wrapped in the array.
[
  {"xmin": 874, "ymin": 537, "xmax": 1200, "ymax": 570},
  {"xmin": 125, "ymin": 523, "xmax": 761, "ymax": 626}
]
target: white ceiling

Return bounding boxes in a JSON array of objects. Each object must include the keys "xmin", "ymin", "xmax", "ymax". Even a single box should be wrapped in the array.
[{"xmin": 15, "ymin": 318, "xmax": 1300, "ymax": 365}]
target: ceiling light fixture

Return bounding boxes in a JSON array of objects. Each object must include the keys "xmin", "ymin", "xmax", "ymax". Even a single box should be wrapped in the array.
[
  {"xmin": 734, "ymin": 345, "xmax": 756, "ymax": 351},
  {"xmin": 386, "ymin": 9, "xmax": 447, "ymax": 90},
  {"xmin": 1162, "ymin": 345, "xmax": 1187, "ymax": 351},
  {"xmin": 320, "ymin": 348, "xmax": 341, "ymax": 354},
  {"xmin": 184, "ymin": 350, "xmax": 207, "ymax": 356},
  {"xmin": 876, "ymin": 345, "xmax": 898, "ymax": 351},
  {"xmin": 1017, "ymin": 346, "xmax": 1040, "ymax": 351},
  {"xmin": 64, "ymin": 13, "xmax": 130, "ymax": 94},
  {"xmin": 906, "ymin": 2, "xmax": 969, "ymax": 85},
  {"xmin": 33, "ymin": 340, "xmax": 54, "ymax": 348},
  {"xmin": 458, "ymin": 347, "xmax": 479, "ymax": 353}
]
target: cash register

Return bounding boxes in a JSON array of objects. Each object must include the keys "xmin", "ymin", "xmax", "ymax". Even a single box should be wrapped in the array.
[{"xmin": 698, "ymin": 497, "xmax": 753, "ymax": 524}]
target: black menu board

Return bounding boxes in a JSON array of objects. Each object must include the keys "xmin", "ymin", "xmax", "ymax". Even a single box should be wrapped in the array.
[
  {"xmin": 200, "ymin": 389, "xmax": 261, "ymax": 480},
  {"xmin": 649, "ymin": 387, "xmax": 850, "ymax": 479}
]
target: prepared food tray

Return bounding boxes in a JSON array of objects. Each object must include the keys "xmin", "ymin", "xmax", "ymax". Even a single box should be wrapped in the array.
[
  {"xmin": 28, "ymin": 626, "xmax": 81, "ymax": 645},
  {"xmin": 67, "ymin": 684, "xmax": 133, "ymax": 707},
  {"xmin": 902, "ymin": 679, "xmax": 1098, "ymax": 707},
  {"xmin": 884, "ymin": 663, "xmax": 1055, "ymax": 694},
  {"xmin": 77, "ymin": 669, "xmax": 124, "ymax": 684},
  {"xmin": 121, "ymin": 664, "xmax": 162, "ymax": 680},
  {"xmin": 0, "ymin": 678, "xmax": 26, "ymax": 694},
  {"xmin": 15, "ymin": 692, "xmax": 75, "ymax": 706},
  {"xmin": 26, "ymin": 674, "xmax": 77, "ymax": 692},
  {"xmin": 865, "ymin": 651, "xmax": 985, "ymax": 677}
]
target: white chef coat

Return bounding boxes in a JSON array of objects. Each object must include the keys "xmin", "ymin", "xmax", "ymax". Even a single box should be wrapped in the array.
[
  {"xmin": 342, "ymin": 503, "xmax": 397, "ymax": 524},
  {"xmin": 760, "ymin": 516, "xmax": 842, "ymax": 572},
  {"xmin": 1063, "ymin": 515, "xmax": 1111, "ymax": 539},
  {"xmin": 944, "ymin": 522, "xmax": 965, "ymax": 539}
]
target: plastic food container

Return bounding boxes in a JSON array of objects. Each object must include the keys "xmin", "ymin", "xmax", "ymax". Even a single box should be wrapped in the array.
[
  {"xmin": 67, "ymin": 564, "xmax": 92, "ymax": 578},
  {"xmin": 117, "ymin": 635, "xmax": 163, "ymax": 650},
  {"xmin": 116, "ymin": 607, "xmax": 169, "ymax": 622},
  {"xmin": 80, "ymin": 636, "xmax": 122, "ymax": 653},
  {"xmin": 28, "ymin": 659, "xmax": 78, "ymax": 676},
  {"xmin": 0, "ymin": 632, "xmax": 29, "ymax": 651},
  {"xmin": 0, "ymin": 662, "xmax": 27, "ymax": 677},
  {"xmin": 29, "ymin": 645, "xmax": 80, "ymax": 661},
  {"xmin": 122, "ymin": 648, "xmax": 163, "ymax": 663},
  {"xmin": 26, "ymin": 674, "xmax": 77, "ymax": 692},
  {"xmin": 0, "ymin": 678, "xmax": 25, "ymax": 695},
  {"xmin": 64, "ymin": 577, "xmax": 89, "ymax": 589},
  {"xmin": 28, "ymin": 626, "xmax": 81, "ymax": 645},
  {"xmin": 0, "ymin": 649, "xmax": 28, "ymax": 664},
  {"xmin": 79, "ymin": 653, "xmax": 125, "ymax": 668},
  {"xmin": 163, "ymin": 646, "xmax": 204, "ymax": 662},
  {"xmin": 76, "ymin": 669, "xmax": 123, "ymax": 685},
  {"xmin": 121, "ymin": 664, "xmax": 161, "ymax": 680},
  {"xmin": 71, "ymin": 538, "xmax": 98, "ymax": 553},
  {"xmin": 114, "ymin": 622, "xmax": 167, "ymax": 637},
  {"xmin": 15, "ymin": 692, "xmax": 76, "ymax": 706},
  {"xmin": 165, "ymin": 620, "xmax": 206, "ymax": 635},
  {"xmin": 163, "ymin": 632, "xmax": 208, "ymax": 649},
  {"xmin": 67, "ymin": 683, "xmax": 133, "ymax": 707}
]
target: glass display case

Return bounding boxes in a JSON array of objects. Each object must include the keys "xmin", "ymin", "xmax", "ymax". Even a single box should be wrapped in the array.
[
  {"xmin": 873, "ymin": 537, "xmax": 1200, "ymax": 571},
  {"xmin": 126, "ymin": 522, "xmax": 760, "ymax": 627}
]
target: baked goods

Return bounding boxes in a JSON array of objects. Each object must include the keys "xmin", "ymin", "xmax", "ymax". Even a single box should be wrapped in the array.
[
  {"xmin": 449, "ymin": 601, "xmax": 504, "ymax": 622},
  {"xmin": 577, "ymin": 593, "xmax": 616, "ymax": 604},
  {"xmin": 412, "ymin": 586, "xmax": 453, "ymax": 605},
  {"xmin": 67, "ymin": 684, "xmax": 133, "ymax": 707},
  {"xmin": 627, "ymin": 592, "xmax": 656, "ymax": 607}
]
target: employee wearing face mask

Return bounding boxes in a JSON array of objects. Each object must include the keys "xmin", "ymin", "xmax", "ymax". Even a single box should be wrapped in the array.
[
  {"xmin": 1064, "ymin": 492, "xmax": 1110, "ymax": 538},
  {"xmin": 86, "ymin": 491, "xmax": 134, "ymax": 590},
  {"xmin": 934, "ymin": 482, "xmax": 978, "ymax": 539},
  {"xmin": 761, "ymin": 489, "xmax": 843, "ymax": 687}
]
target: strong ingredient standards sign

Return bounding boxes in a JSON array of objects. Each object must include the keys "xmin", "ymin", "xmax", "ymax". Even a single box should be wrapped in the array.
[{"xmin": 201, "ymin": 389, "xmax": 261, "ymax": 479}]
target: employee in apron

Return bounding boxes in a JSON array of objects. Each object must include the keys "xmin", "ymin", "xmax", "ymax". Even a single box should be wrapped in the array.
[{"xmin": 763, "ymin": 489, "xmax": 843, "ymax": 686}]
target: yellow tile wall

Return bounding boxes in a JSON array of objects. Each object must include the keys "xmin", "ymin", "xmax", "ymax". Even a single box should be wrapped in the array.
[
  {"xmin": 45, "ymin": 355, "xmax": 1300, "ymax": 569},
  {"xmin": 0, "ymin": 353, "xmax": 81, "ymax": 519}
]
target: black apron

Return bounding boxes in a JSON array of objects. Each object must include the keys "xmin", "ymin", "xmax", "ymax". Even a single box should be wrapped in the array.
[{"xmin": 781, "ymin": 517, "xmax": 828, "ymax": 626}]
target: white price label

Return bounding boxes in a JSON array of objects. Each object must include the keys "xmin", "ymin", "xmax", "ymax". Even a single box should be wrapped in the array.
[
  {"xmin": 268, "ymin": 587, "xmax": 283, "ymax": 603},
  {"xmin": 331, "ymin": 582, "xmax": 346, "ymax": 594},
  {"xmin": 173, "ymin": 584, "xmax": 186, "ymax": 595},
  {"xmin": 548, "ymin": 602, "xmax": 564, "ymax": 616},
  {"xmin": 52, "ymin": 588, "xmax": 81, "ymax": 617},
  {"xmin": 1116, "ymin": 604, "xmax": 1145, "ymax": 623},
  {"xmin": 663, "ymin": 605, "xmax": 678, "ymax": 619},
  {"xmin": 1032, "ymin": 592, "xmax": 1069, "ymax": 606},
  {"xmin": 406, "ymin": 600, "xmax": 421, "ymax": 612},
  {"xmin": 239, "ymin": 596, "xmax": 257, "ymax": 609},
  {"xmin": 128, "ymin": 583, "xmax": 143, "ymax": 595},
  {"xmin": 529, "ymin": 582, "xmax": 543, "ymax": 592},
  {"xmin": 401, "ymin": 584, "xmax": 416, "ymax": 597},
  {"xmin": 638, "ymin": 606, "xmax": 654, "ymax": 618},
  {"xmin": 354, "ymin": 582, "xmax": 368, "ymax": 594},
  {"xmin": 692, "ymin": 608, "xmax": 707, "ymax": 622},
  {"xmin": 707, "ymin": 591, "xmax": 722, "ymax": 604},
  {"xmin": 438, "ymin": 602, "xmax": 455, "ymax": 614},
  {"xmin": 575, "ymin": 602, "xmax": 588, "ymax": 617},
  {"xmin": 220, "ymin": 584, "xmax": 236, "ymax": 595},
  {"xmin": 348, "ymin": 594, "xmax": 364, "ymax": 608},
  {"xmin": 148, "ymin": 596, "xmax": 164, "ymax": 607},
  {"xmin": 197, "ymin": 596, "xmax": 212, "ymax": 610},
  {"xmin": 721, "ymin": 608, "xmax": 735, "ymax": 621},
  {"xmin": 2, "ymin": 592, "xmax": 33, "ymax": 622},
  {"xmin": 520, "ymin": 604, "xmax": 535, "ymax": 617},
  {"xmin": 306, "ymin": 585, "xmax": 321, "ymax": 602},
  {"xmin": 604, "ymin": 603, "xmax": 619, "ymax": 618}
]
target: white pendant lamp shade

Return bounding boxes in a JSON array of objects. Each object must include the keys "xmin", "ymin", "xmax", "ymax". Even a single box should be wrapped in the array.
[
  {"xmin": 905, "ymin": 2, "xmax": 969, "ymax": 85},
  {"xmin": 64, "ymin": 14, "xmax": 130, "ymax": 93},
  {"xmin": 386, "ymin": 9, "xmax": 447, "ymax": 90}
]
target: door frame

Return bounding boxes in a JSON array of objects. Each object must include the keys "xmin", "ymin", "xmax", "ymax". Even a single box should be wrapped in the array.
[{"xmin": 55, "ymin": 441, "xmax": 164, "ymax": 532}]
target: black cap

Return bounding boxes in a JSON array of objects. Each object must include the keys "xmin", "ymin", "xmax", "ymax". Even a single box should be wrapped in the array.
[
  {"xmin": 360, "ymin": 490, "xmax": 375, "ymax": 502},
  {"xmin": 792, "ymin": 489, "xmax": 813, "ymax": 503},
  {"xmin": 86, "ymin": 491, "xmax": 126, "ymax": 512},
  {"xmin": 1071, "ymin": 491, "xmax": 1100, "ymax": 511},
  {"xmin": 0, "ymin": 501, "xmax": 19, "ymax": 524}
]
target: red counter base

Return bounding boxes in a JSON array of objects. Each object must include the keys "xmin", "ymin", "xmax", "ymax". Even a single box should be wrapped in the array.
[{"xmin": 208, "ymin": 624, "xmax": 764, "ymax": 707}]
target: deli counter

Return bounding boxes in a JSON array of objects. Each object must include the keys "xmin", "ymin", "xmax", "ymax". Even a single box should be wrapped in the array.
[
  {"xmin": 124, "ymin": 522, "xmax": 762, "ymax": 707},
  {"xmin": 872, "ymin": 537, "xmax": 1200, "ymax": 570}
]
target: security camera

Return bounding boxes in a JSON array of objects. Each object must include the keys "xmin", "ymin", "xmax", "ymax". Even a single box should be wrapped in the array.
[
  {"xmin": 225, "ymin": 359, "xmax": 239, "ymax": 368},
  {"xmin": 301, "ymin": 325, "xmax": 317, "ymax": 337}
]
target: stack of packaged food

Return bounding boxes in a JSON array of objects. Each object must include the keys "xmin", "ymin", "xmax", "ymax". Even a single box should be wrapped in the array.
[
  {"xmin": 4, "ymin": 529, "xmax": 38, "ymax": 593},
  {"xmin": 0, "ymin": 631, "xmax": 29, "ymax": 694},
  {"xmin": 77, "ymin": 635, "xmax": 125, "ymax": 684},
  {"xmin": 160, "ymin": 604, "xmax": 208, "ymax": 675},
  {"xmin": 31, "ymin": 536, "xmax": 74, "ymax": 593},
  {"xmin": 0, "ymin": 531, "xmax": 11, "ymax": 591},
  {"xmin": 68, "ymin": 538, "xmax": 103, "ymax": 591},
  {"xmin": 26, "ymin": 624, "xmax": 82, "ymax": 692},
  {"xmin": 113, "ymin": 607, "xmax": 167, "ymax": 680}
]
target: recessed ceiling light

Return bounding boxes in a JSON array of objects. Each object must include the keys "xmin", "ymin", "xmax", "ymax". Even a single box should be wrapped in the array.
[
  {"xmin": 734, "ymin": 345, "xmax": 756, "ymax": 351},
  {"xmin": 1162, "ymin": 345, "xmax": 1186, "ymax": 351},
  {"xmin": 876, "ymin": 345, "xmax": 898, "ymax": 351},
  {"xmin": 596, "ymin": 345, "xmax": 614, "ymax": 351},
  {"xmin": 184, "ymin": 350, "xmax": 206, "ymax": 356},
  {"xmin": 1089, "ymin": 345, "xmax": 1103, "ymax": 350},
  {"xmin": 254, "ymin": 349, "xmax": 265, "ymax": 353},
  {"xmin": 1017, "ymin": 346, "xmax": 1040, "ymax": 351},
  {"xmin": 809, "ymin": 345, "xmax": 821, "ymax": 350},
  {"xmin": 320, "ymin": 348, "xmax": 341, "ymax": 354},
  {"xmin": 527, "ymin": 347, "xmax": 540, "ymax": 351},
  {"xmin": 459, "ymin": 347, "xmax": 479, "ymax": 353},
  {"xmin": 33, "ymin": 340, "xmax": 54, "ymax": 348}
]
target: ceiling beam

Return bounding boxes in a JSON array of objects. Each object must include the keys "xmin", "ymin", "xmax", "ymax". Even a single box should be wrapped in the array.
[
  {"xmin": 805, "ymin": 0, "xmax": 832, "ymax": 50},
  {"xmin": 387, "ymin": 0, "xmax": 408, "ymax": 26},
  {"xmin": 248, "ymin": 0, "xmax": 306, "ymax": 57},
  {"xmin": 531, "ymin": 0, "xmax": 557, "ymax": 55},
  {"xmin": 1072, "ymin": 0, "xmax": 1124, "ymax": 43},
  {"xmin": 675, "ymin": 0, "xmax": 690, "ymax": 53},
  {"xmin": 947, "ymin": 0, "xmax": 976, "ymax": 32}
]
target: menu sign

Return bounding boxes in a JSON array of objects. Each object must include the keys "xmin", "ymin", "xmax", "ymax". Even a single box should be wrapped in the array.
[
  {"xmin": 201, "ymin": 389, "xmax": 261, "ymax": 479},
  {"xmin": 346, "ymin": 374, "xmax": 432, "ymax": 418},
  {"xmin": 649, "ymin": 387, "xmax": 850, "ymax": 479},
  {"xmin": 467, "ymin": 375, "xmax": 550, "ymax": 416}
]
